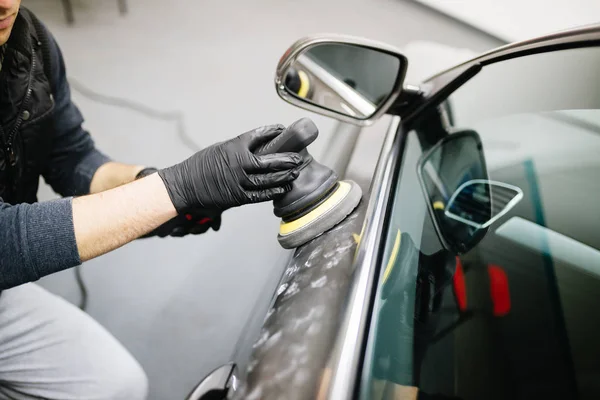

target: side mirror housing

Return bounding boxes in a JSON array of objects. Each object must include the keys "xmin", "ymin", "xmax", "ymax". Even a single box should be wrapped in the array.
[{"xmin": 275, "ymin": 35, "xmax": 408, "ymax": 126}]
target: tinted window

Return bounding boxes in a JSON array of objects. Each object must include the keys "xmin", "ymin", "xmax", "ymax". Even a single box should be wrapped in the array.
[{"xmin": 361, "ymin": 46, "xmax": 600, "ymax": 400}]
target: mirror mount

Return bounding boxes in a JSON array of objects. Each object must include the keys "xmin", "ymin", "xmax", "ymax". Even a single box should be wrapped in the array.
[
  {"xmin": 275, "ymin": 34, "xmax": 408, "ymax": 126},
  {"xmin": 385, "ymin": 84, "xmax": 426, "ymax": 117}
]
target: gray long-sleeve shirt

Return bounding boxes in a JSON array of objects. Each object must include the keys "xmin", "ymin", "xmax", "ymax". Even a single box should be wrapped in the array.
[{"xmin": 0, "ymin": 21, "xmax": 110, "ymax": 290}]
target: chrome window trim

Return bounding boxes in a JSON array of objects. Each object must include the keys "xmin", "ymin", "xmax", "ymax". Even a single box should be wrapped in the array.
[
  {"xmin": 425, "ymin": 24, "xmax": 600, "ymax": 85},
  {"xmin": 324, "ymin": 116, "xmax": 402, "ymax": 399}
]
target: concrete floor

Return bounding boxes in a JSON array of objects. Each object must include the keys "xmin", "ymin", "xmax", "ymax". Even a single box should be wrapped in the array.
[{"xmin": 21, "ymin": 0, "xmax": 500, "ymax": 398}]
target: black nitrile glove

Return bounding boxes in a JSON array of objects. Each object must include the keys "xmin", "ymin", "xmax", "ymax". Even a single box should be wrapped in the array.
[
  {"xmin": 135, "ymin": 168, "xmax": 222, "ymax": 238},
  {"xmin": 158, "ymin": 124, "xmax": 302, "ymax": 212},
  {"xmin": 142, "ymin": 208, "xmax": 222, "ymax": 238}
]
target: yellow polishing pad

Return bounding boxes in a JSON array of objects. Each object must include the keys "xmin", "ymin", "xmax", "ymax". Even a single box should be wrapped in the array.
[{"xmin": 279, "ymin": 181, "xmax": 352, "ymax": 235}]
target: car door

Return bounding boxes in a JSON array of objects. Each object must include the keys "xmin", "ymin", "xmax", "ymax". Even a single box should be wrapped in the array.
[
  {"xmin": 184, "ymin": 118, "xmax": 369, "ymax": 400},
  {"xmin": 360, "ymin": 37, "xmax": 600, "ymax": 400},
  {"xmin": 187, "ymin": 28, "xmax": 600, "ymax": 400}
]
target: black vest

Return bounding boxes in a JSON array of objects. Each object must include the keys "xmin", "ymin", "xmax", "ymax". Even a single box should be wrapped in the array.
[{"xmin": 0, "ymin": 8, "xmax": 55, "ymax": 205}]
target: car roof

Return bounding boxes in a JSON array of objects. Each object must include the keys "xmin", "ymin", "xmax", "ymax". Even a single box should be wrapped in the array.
[{"xmin": 426, "ymin": 23, "xmax": 600, "ymax": 83}]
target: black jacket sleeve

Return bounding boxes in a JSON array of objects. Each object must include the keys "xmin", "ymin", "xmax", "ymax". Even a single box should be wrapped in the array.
[{"xmin": 41, "ymin": 24, "xmax": 110, "ymax": 196}]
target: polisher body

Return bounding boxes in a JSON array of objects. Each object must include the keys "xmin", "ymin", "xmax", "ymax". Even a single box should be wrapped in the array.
[{"xmin": 256, "ymin": 118, "xmax": 362, "ymax": 248}]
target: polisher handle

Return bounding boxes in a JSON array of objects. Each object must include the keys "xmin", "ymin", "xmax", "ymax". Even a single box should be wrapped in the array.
[{"xmin": 256, "ymin": 118, "xmax": 318, "ymax": 156}]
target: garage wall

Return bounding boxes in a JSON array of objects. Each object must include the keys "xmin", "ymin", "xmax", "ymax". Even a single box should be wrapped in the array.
[{"xmin": 415, "ymin": 0, "xmax": 600, "ymax": 42}]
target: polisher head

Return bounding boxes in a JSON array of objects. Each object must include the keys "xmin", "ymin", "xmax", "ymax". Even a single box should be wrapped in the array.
[{"xmin": 277, "ymin": 180, "xmax": 362, "ymax": 249}]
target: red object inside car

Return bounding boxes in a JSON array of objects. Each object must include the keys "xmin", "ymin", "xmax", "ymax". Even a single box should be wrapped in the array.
[
  {"xmin": 488, "ymin": 265, "xmax": 511, "ymax": 317},
  {"xmin": 453, "ymin": 257, "xmax": 468, "ymax": 312}
]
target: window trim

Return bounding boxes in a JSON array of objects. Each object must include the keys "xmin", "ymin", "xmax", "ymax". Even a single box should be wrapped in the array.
[
  {"xmin": 426, "ymin": 24, "xmax": 600, "ymax": 86},
  {"xmin": 323, "ymin": 116, "xmax": 403, "ymax": 399}
]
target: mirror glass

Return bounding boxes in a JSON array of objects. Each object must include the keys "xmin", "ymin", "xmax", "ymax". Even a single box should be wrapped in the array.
[
  {"xmin": 282, "ymin": 43, "xmax": 402, "ymax": 119},
  {"xmin": 418, "ymin": 131, "xmax": 522, "ymax": 254}
]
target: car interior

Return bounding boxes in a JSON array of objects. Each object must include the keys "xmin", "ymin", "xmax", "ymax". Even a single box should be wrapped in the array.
[{"xmin": 361, "ymin": 45, "xmax": 600, "ymax": 400}]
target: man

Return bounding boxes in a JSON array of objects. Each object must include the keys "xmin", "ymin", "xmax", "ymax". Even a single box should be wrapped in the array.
[{"xmin": 0, "ymin": 2, "xmax": 302, "ymax": 399}]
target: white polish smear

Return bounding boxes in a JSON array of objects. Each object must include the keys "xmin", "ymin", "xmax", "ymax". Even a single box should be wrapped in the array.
[
  {"xmin": 305, "ymin": 248, "xmax": 322, "ymax": 268},
  {"xmin": 264, "ymin": 330, "xmax": 282, "ymax": 351},
  {"xmin": 247, "ymin": 359, "xmax": 258, "ymax": 373},
  {"xmin": 307, "ymin": 321, "xmax": 321, "ymax": 335},
  {"xmin": 253, "ymin": 330, "xmax": 269, "ymax": 349},
  {"xmin": 276, "ymin": 282, "xmax": 288, "ymax": 296},
  {"xmin": 311, "ymin": 275, "xmax": 327, "ymax": 288},
  {"xmin": 239, "ymin": 212, "xmax": 360, "ymax": 399},
  {"xmin": 293, "ymin": 369, "xmax": 310, "ymax": 385},
  {"xmin": 263, "ymin": 307, "xmax": 275, "ymax": 322},
  {"xmin": 274, "ymin": 358, "xmax": 298, "ymax": 381},
  {"xmin": 284, "ymin": 281, "xmax": 300, "ymax": 298}
]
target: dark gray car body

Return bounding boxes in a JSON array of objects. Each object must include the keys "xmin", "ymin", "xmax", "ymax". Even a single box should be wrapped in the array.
[{"xmin": 189, "ymin": 23, "xmax": 600, "ymax": 400}]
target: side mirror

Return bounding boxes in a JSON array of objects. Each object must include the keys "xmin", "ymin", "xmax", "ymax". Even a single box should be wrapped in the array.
[
  {"xmin": 417, "ymin": 130, "xmax": 523, "ymax": 254},
  {"xmin": 275, "ymin": 35, "xmax": 408, "ymax": 126}
]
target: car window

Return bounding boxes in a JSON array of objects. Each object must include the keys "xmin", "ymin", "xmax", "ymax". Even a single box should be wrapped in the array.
[{"xmin": 361, "ymin": 46, "xmax": 600, "ymax": 400}]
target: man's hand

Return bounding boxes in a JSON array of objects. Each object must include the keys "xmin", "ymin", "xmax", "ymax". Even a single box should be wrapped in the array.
[
  {"xmin": 135, "ymin": 167, "xmax": 221, "ymax": 238},
  {"xmin": 71, "ymin": 122, "xmax": 304, "ymax": 261},
  {"xmin": 143, "ymin": 208, "xmax": 222, "ymax": 238},
  {"xmin": 158, "ymin": 124, "xmax": 302, "ymax": 212}
]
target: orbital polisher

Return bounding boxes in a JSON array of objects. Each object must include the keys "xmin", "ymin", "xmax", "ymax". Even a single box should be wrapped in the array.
[{"xmin": 256, "ymin": 118, "xmax": 362, "ymax": 249}]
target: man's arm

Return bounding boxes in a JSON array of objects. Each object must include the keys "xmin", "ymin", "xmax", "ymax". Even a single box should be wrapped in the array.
[
  {"xmin": 1, "ymin": 122, "xmax": 302, "ymax": 290},
  {"xmin": 74, "ymin": 173, "xmax": 175, "ymax": 260},
  {"xmin": 0, "ymin": 174, "xmax": 174, "ymax": 290},
  {"xmin": 0, "ymin": 20, "xmax": 303, "ymax": 291},
  {"xmin": 89, "ymin": 162, "xmax": 145, "ymax": 194}
]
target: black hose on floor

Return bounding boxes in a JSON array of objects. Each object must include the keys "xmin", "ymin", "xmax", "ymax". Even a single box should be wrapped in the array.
[
  {"xmin": 74, "ymin": 266, "xmax": 88, "ymax": 310},
  {"xmin": 68, "ymin": 77, "xmax": 201, "ymax": 152},
  {"xmin": 68, "ymin": 77, "xmax": 200, "ymax": 311}
]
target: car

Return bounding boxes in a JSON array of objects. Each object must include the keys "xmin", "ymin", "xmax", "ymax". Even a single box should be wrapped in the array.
[{"xmin": 186, "ymin": 23, "xmax": 600, "ymax": 400}]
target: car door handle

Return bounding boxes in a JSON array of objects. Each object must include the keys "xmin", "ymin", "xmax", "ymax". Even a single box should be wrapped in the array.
[{"xmin": 186, "ymin": 363, "xmax": 237, "ymax": 400}]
